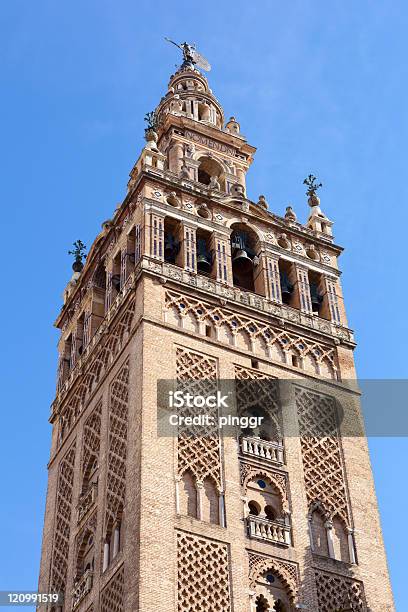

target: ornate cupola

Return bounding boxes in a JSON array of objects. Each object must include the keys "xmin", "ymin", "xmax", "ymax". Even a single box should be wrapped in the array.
[{"xmin": 126, "ymin": 41, "xmax": 256, "ymax": 198}]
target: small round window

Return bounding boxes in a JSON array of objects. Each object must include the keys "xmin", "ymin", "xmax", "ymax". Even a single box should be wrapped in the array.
[{"xmin": 257, "ymin": 479, "xmax": 267, "ymax": 489}]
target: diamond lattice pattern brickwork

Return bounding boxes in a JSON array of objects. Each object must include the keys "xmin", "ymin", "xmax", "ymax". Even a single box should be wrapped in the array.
[
  {"xmin": 100, "ymin": 565, "xmax": 125, "ymax": 612},
  {"xmin": 296, "ymin": 386, "xmax": 350, "ymax": 524},
  {"xmin": 82, "ymin": 401, "xmax": 102, "ymax": 477},
  {"xmin": 235, "ymin": 365, "xmax": 282, "ymax": 440},
  {"xmin": 105, "ymin": 361, "xmax": 129, "ymax": 528},
  {"xmin": 176, "ymin": 348, "xmax": 221, "ymax": 488},
  {"xmin": 315, "ymin": 570, "xmax": 367, "ymax": 612},
  {"xmin": 50, "ymin": 443, "xmax": 76, "ymax": 594},
  {"xmin": 177, "ymin": 531, "xmax": 231, "ymax": 612}
]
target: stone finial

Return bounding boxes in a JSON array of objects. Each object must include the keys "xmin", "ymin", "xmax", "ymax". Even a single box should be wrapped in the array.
[
  {"xmin": 257, "ymin": 195, "xmax": 268, "ymax": 210},
  {"xmin": 144, "ymin": 111, "xmax": 159, "ymax": 152},
  {"xmin": 285, "ymin": 206, "xmax": 297, "ymax": 222},
  {"xmin": 304, "ymin": 174, "xmax": 322, "ymax": 208},
  {"xmin": 225, "ymin": 116, "xmax": 240, "ymax": 134},
  {"xmin": 68, "ymin": 240, "xmax": 87, "ymax": 273}
]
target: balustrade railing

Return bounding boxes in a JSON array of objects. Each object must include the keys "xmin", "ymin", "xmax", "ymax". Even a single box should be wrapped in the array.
[
  {"xmin": 77, "ymin": 482, "xmax": 97, "ymax": 523},
  {"xmin": 247, "ymin": 515, "xmax": 291, "ymax": 546},
  {"xmin": 72, "ymin": 570, "xmax": 93, "ymax": 609},
  {"xmin": 241, "ymin": 436, "xmax": 284, "ymax": 464}
]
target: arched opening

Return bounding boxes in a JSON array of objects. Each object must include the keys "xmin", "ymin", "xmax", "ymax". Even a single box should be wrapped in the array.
[
  {"xmin": 256, "ymin": 594, "xmax": 270, "ymax": 612},
  {"xmin": 202, "ymin": 477, "xmax": 219, "ymax": 524},
  {"xmin": 248, "ymin": 500, "xmax": 261, "ymax": 516},
  {"xmin": 332, "ymin": 515, "xmax": 350, "ymax": 563},
  {"xmin": 310, "ymin": 508, "xmax": 329, "ymax": 556},
  {"xmin": 196, "ymin": 229, "xmax": 213, "ymax": 277},
  {"xmin": 308, "ymin": 270, "xmax": 324, "ymax": 315},
  {"xmin": 240, "ymin": 405, "xmax": 280, "ymax": 443},
  {"xmin": 197, "ymin": 157, "xmax": 224, "ymax": 190},
  {"xmin": 246, "ymin": 478, "xmax": 283, "ymax": 520},
  {"xmin": 179, "ymin": 470, "xmax": 197, "ymax": 518},
  {"xmin": 230, "ymin": 224, "xmax": 259, "ymax": 293},
  {"xmin": 197, "ymin": 102, "xmax": 211, "ymax": 122},
  {"xmin": 265, "ymin": 505, "xmax": 276, "ymax": 521},
  {"xmin": 75, "ymin": 529, "xmax": 95, "ymax": 582},
  {"xmin": 81, "ymin": 455, "xmax": 98, "ymax": 495},
  {"xmin": 163, "ymin": 217, "xmax": 181, "ymax": 266},
  {"xmin": 278, "ymin": 259, "xmax": 295, "ymax": 307}
]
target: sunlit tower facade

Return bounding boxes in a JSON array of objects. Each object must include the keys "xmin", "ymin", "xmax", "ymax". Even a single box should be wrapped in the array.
[{"xmin": 39, "ymin": 45, "xmax": 394, "ymax": 612}]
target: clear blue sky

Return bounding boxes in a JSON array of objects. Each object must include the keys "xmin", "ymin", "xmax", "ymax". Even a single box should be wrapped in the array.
[{"xmin": 1, "ymin": 0, "xmax": 407, "ymax": 609}]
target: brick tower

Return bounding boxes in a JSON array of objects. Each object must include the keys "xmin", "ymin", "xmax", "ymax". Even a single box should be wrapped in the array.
[{"xmin": 39, "ymin": 44, "xmax": 394, "ymax": 612}]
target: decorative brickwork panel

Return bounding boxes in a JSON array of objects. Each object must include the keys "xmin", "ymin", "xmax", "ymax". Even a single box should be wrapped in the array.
[
  {"xmin": 100, "ymin": 565, "xmax": 125, "ymax": 612},
  {"xmin": 248, "ymin": 552, "xmax": 298, "ymax": 600},
  {"xmin": 165, "ymin": 291, "xmax": 337, "ymax": 376},
  {"xmin": 50, "ymin": 443, "xmax": 76, "ymax": 594},
  {"xmin": 177, "ymin": 531, "xmax": 231, "ymax": 611},
  {"xmin": 315, "ymin": 569, "xmax": 367, "ymax": 612},
  {"xmin": 105, "ymin": 361, "xmax": 129, "ymax": 528},
  {"xmin": 235, "ymin": 365, "xmax": 282, "ymax": 440},
  {"xmin": 81, "ymin": 402, "xmax": 102, "ymax": 481},
  {"xmin": 176, "ymin": 348, "xmax": 222, "ymax": 488},
  {"xmin": 58, "ymin": 296, "xmax": 134, "ymax": 446},
  {"xmin": 296, "ymin": 386, "xmax": 350, "ymax": 525}
]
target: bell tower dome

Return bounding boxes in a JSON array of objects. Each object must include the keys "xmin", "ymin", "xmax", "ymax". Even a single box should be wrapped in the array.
[{"xmin": 143, "ymin": 49, "xmax": 256, "ymax": 196}]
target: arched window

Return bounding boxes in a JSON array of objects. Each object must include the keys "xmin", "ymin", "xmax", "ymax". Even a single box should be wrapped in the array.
[
  {"xmin": 202, "ymin": 477, "xmax": 219, "ymax": 524},
  {"xmin": 197, "ymin": 157, "xmax": 224, "ymax": 190},
  {"xmin": 179, "ymin": 470, "xmax": 197, "ymax": 518},
  {"xmin": 248, "ymin": 500, "xmax": 261, "ymax": 516},
  {"xmin": 332, "ymin": 515, "xmax": 350, "ymax": 563},
  {"xmin": 256, "ymin": 594, "xmax": 270, "ymax": 612},
  {"xmin": 310, "ymin": 508, "xmax": 329, "ymax": 556},
  {"xmin": 75, "ymin": 529, "xmax": 95, "ymax": 582},
  {"xmin": 246, "ymin": 478, "xmax": 283, "ymax": 521}
]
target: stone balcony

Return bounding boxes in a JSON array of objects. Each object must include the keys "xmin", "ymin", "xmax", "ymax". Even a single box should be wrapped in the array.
[
  {"xmin": 241, "ymin": 436, "xmax": 284, "ymax": 465},
  {"xmin": 247, "ymin": 515, "xmax": 291, "ymax": 546},
  {"xmin": 77, "ymin": 482, "xmax": 97, "ymax": 524},
  {"xmin": 72, "ymin": 570, "xmax": 93, "ymax": 610}
]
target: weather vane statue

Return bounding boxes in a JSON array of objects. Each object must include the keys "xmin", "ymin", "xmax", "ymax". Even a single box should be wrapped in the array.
[{"xmin": 164, "ymin": 37, "xmax": 211, "ymax": 72}]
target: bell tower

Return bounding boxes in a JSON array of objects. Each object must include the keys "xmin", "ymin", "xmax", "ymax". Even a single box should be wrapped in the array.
[{"xmin": 38, "ymin": 44, "xmax": 394, "ymax": 612}]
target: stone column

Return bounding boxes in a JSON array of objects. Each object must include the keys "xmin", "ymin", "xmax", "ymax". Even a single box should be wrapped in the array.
[
  {"xmin": 325, "ymin": 520, "xmax": 336, "ymax": 559},
  {"xmin": 211, "ymin": 232, "xmax": 233, "ymax": 284},
  {"xmin": 112, "ymin": 525, "xmax": 120, "ymax": 558},
  {"xmin": 181, "ymin": 224, "xmax": 197, "ymax": 273},
  {"xmin": 102, "ymin": 541, "xmax": 110, "ymax": 572},
  {"xmin": 347, "ymin": 527, "xmax": 357, "ymax": 564},
  {"xmin": 196, "ymin": 480, "xmax": 204, "ymax": 520}
]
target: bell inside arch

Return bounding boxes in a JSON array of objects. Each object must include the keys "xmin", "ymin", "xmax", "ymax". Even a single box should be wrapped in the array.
[
  {"xmin": 232, "ymin": 248, "xmax": 253, "ymax": 273},
  {"xmin": 196, "ymin": 238, "xmax": 212, "ymax": 274},
  {"xmin": 310, "ymin": 282, "xmax": 323, "ymax": 312},
  {"xmin": 164, "ymin": 232, "xmax": 180, "ymax": 264},
  {"xmin": 280, "ymin": 271, "xmax": 294, "ymax": 303}
]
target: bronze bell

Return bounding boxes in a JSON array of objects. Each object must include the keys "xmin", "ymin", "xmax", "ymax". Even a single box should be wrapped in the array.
[
  {"xmin": 197, "ymin": 253, "xmax": 212, "ymax": 274},
  {"xmin": 196, "ymin": 238, "xmax": 212, "ymax": 274},
  {"xmin": 232, "ymin": 249, "xmax": 253, "ymax": 273}
]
